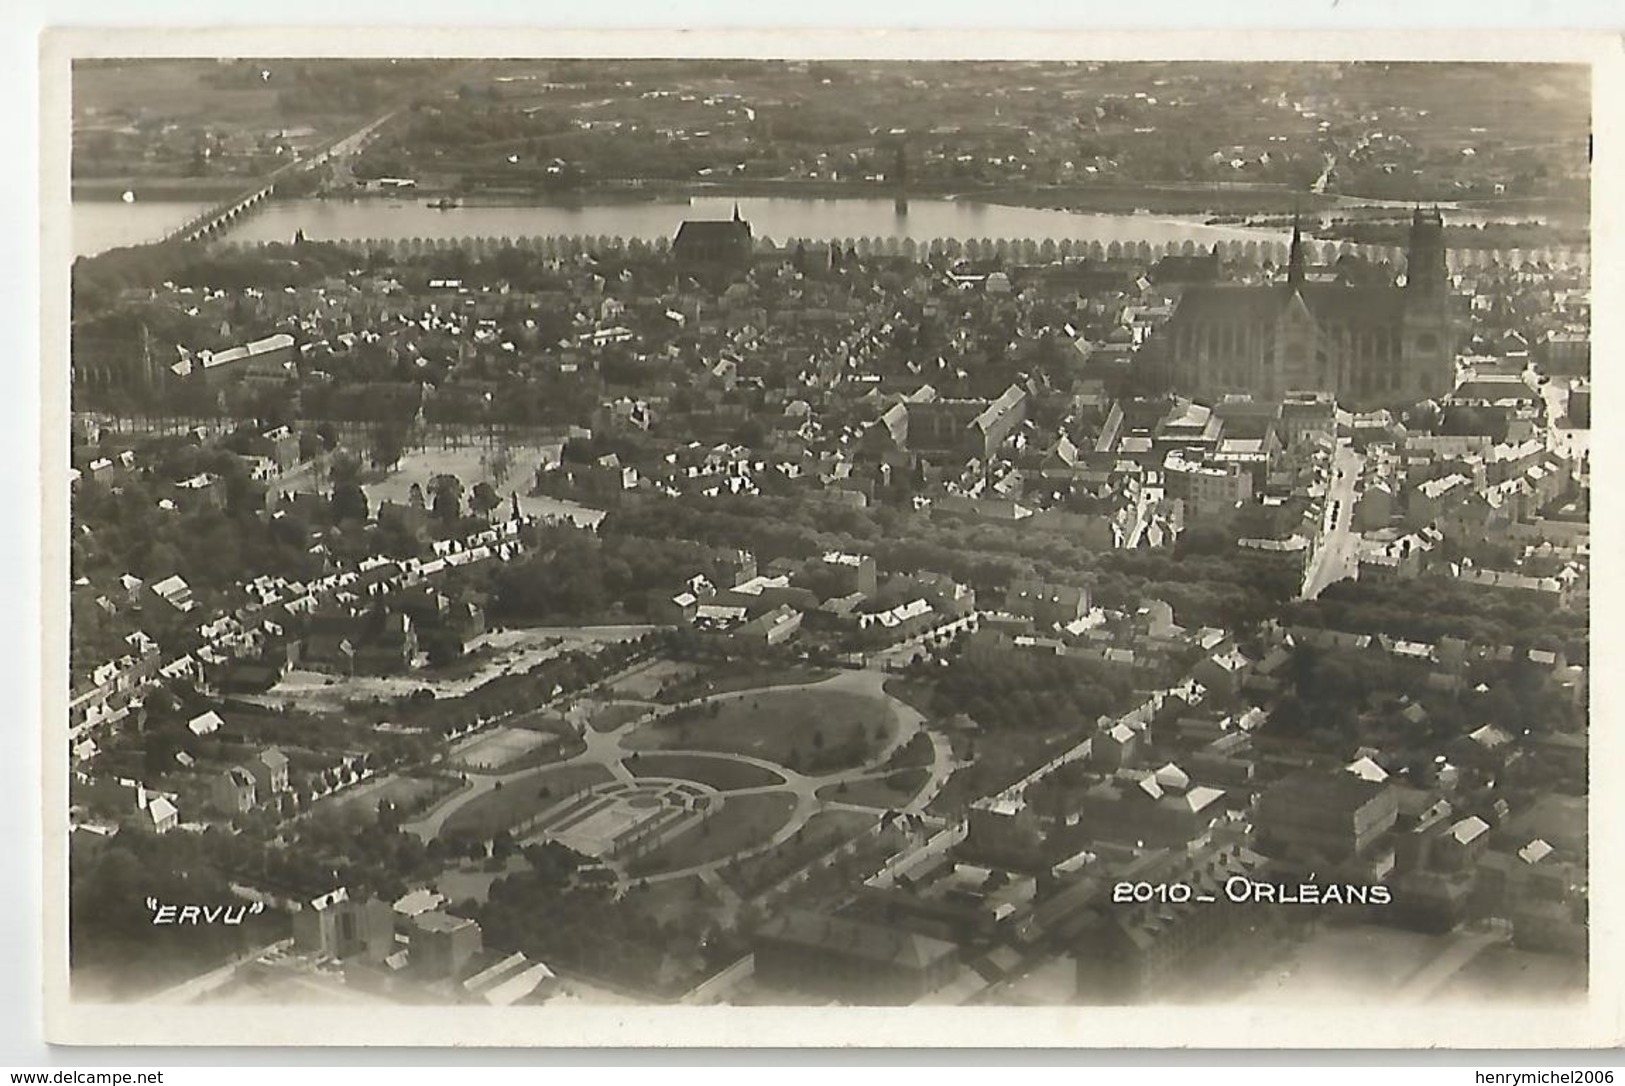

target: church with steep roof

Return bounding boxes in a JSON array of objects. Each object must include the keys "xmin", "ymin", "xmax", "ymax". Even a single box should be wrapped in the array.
[
  {"xmin": 1158, "ymin": 209, "xmax": 1457, "ymax": 409},
  {"xmin": 672, "ymin": 203, "xmax": 754, "ymax": 271}
]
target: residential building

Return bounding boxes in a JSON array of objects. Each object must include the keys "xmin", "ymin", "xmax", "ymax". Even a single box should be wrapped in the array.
[
  {"xmin": 731, "ymin": 604, "xmax": 803, "ymax": 647},
  {"xmin": 141, "ymin": 793, "xmax": 179, "ymax": 835},
  {"xmin": 820, "ymin": 551, "xmax": 879, "ymax": 597},
  {"xmin": 247, "ymin": 748, "xmax": 290, "ymax": 799},
  {"xmin": 1164, "ymin": 454, "xmax": 1253, "ymax": 519},
  {"xmin": 293, "ymin": 888, "xmax": 395, "ymax": 963},
  {"xmin": 1003, "ymin": 580, "xmax": 1089, "ymax": 629},
  {"xmin": 211, "ymin": 767, "xmax": 258, "ymax": 816}
]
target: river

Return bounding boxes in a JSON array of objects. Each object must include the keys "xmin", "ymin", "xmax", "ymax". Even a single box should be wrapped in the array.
[
  {"xmin": 74, "ymin": 199, "xmax": 213, "ymax": 257},
  {"xmin": 74, "ymin": 194, "xmax": 1290, "ymax": 259},
  {"xmin": 72, "ymin": 194, "xmax": 1585, "ymax": 270}
]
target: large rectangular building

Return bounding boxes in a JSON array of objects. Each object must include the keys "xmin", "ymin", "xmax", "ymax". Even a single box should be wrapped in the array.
[
  {"xmin": 1256, "ymin": 769, "xmax": 1399, "ymax": 866},
  {"xmin": 410, "ymin": 910, "xmax": 484, "ymax": 980},
  {"xmin": 1159, "ymin": 212, "xmax": 1455, "ymax": 409},
  {"xmin": 197, "ymin": 332, "xmax": 297, "ymax": 387}
]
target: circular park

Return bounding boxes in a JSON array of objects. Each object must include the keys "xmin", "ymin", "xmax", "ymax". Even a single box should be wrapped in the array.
[{"xmin": 406, "ymin": 668, "xmax": 954, "ymax": 887}]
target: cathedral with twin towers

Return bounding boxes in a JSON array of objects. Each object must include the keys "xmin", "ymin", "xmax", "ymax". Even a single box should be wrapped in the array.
[{"xmin": 1160, "ymin": 209, "xmax": 1457, "ymax": 409}]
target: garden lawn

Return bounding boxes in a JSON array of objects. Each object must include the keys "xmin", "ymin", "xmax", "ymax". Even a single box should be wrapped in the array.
[
  {"xmin": 816, "ymin": 768, "xmax": 929, "ymax": 811},
  {"xmin": 657, "ymin": 664, "xmax": 834, "ymax": 703},
  {"xmin": 587, "ymin": 701, "xmax": 651, "ymax": 733},
  {"xmin": 439, "ymin": 763, "xmax": 614, "ymax": 841},
  {"xmin": 627, "ymin": 753, "xmax": 785, "ymax": 792},
  {"xmin": 624, "ymin": 688, "xmax": 895, "ymax": 774}
]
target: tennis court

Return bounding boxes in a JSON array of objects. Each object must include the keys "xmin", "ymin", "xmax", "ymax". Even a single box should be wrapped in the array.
[{"xmin": 448, "ymin": 726, "xmax": 559, "ymax": 771}]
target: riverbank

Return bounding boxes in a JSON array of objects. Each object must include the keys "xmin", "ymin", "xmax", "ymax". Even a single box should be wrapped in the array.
[
  {"xmin": 325, "ymin": 177, "xmax": 1591, "ymax": 225},
  {"xmin": 384, "ymin": 177, "xmax": 1328, "ymax": 218}
]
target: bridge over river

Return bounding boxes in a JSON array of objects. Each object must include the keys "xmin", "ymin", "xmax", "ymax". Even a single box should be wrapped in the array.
[
  {"xmin": 155, "ymin": 62, "xmax": 487, "ymax": 247},
  {"xmin": 159, "ymin": 109, "xmax": 400, "ymax": 246}
]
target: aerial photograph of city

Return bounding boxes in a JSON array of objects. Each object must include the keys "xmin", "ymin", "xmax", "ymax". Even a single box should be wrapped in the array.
[{"xmin": 61, "ymin": 54, "xmax": 1591, "ymax": 1017}]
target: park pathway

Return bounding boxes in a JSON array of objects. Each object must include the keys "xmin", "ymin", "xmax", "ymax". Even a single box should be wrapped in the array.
[{"xmin": 908, "ymin": 729, "xmax": 959, "ymax": 814}]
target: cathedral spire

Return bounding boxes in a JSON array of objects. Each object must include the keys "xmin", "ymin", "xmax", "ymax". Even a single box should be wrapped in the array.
[{"xmin": 1287, "ymin": 209, "xmax": 1306, "ymax": 288}]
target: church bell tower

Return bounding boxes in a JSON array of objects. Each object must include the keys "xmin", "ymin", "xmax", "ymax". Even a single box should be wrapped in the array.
[{"xmin": 1401, "ymin": 208, "xmax": 1454, "ymax": 400}]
